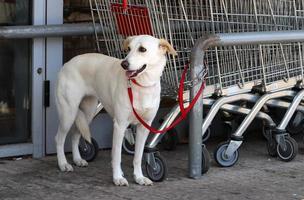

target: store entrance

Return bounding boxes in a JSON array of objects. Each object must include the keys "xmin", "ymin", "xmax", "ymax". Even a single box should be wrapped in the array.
[{"xmin": 0, "ymin": 0, "xmax": 31, "ymax": 145}]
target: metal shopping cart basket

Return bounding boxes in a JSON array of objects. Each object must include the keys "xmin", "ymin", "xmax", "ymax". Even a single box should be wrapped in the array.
[{"xmin": 89, "ymin": 0, "xmax": 304, "ymax": 180}]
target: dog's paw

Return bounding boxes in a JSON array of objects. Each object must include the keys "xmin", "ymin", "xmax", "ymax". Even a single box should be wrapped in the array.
[
  {"xmin": 134, "ymin": 176, "xmax": 153, "ymax": 186},
  {"xmin": 113, "ymin": 177, "xmax": 129, "ymax": 186},
  {"xmin": 59, "ymin": 163, "xmax": 74, "ymax": 172},
  {"xmin": 74, "ymin": 159, "xmax": 88, "ymax": 167}
]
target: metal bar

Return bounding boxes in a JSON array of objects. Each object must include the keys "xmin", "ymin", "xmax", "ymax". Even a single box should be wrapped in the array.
[
  {"xmin": 202, "ymin": 93, "xmax": 260, "ymax": 134},
  {"xmin": 146, "ymin": 104, "xmax": 181, "ymax": 148},
  {"xmin": 266, "ymin": 99, "xmax": 304, "ymax": 113},
  {"xmin": 277, "ymin": 89, "xmax": 304, "ymax": 130},
  {"xmin": 203, "ymin": 99, "xmax": 276, "ymax": 128},
  {"xmin": 216, "ymin": 30, "xmax": 304, "ymax": 46},
  {"xmin": 0, "ymin": 23, "xmax": 104, "ymax": 39},
  {"xmin": 220, "ymin": 104, "xmax": 275, "ymax": 127},
  {"xmin": 189, "ymin": 35, "xmax": 217, "ymax": 179},
  {"xmin": 89, "ymin": 0, "xmax": 101, "ymax": 52},
  {"xmin": 233, "ymin": 90, "xmax": 295, "ymax": 137}
]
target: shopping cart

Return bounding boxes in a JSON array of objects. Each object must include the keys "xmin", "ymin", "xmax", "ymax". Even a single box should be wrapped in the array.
[
  {"xmin": 89, "ymin": 0, "xmax": 304, "ymax": 180},
  {"xmin": 188, "ymin": 0, "xmax": 304, "ymax": 167}
]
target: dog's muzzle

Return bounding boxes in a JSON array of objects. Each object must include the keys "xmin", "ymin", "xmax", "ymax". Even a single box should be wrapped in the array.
[{"xmin": 125, "ymin": 64, "xmax": 147, "ymax": 78}]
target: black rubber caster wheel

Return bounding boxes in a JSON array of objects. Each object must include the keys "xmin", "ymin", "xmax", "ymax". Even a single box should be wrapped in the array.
[
  {"xmin": 264, "ymin": 129, "xmax": 277, "ymax": 157},
  {"xmin": 266, "ymin": 139, "xmax": 277, "ymax": 157},
  {"xmin": 79, "ymin": 137, "xmax": 99, "ymax": 162},
  {"xmin": 214, "ymin": 141, "xmax": 239, "ymax": 167},
  {"xmin": 161, "ymin": 128, "xmax": 178, "ymax": 151},
  {"xmin": 202, "ymin": 145, "xmax": 211, "ymax": 174},
  {"xmin": 262, "ymin": 126, "xmax": 278, "ymax": 157},
  {"xmin": 277, "ymin": 136, "xmax": 298, "ymax": 162},
  {"xmin": 122, "ymin": 131, "xmax": 136, "ymax": 155},
  {"xmin": 145, "ymin": 153, "xmax": 168, "ymax": 182}
]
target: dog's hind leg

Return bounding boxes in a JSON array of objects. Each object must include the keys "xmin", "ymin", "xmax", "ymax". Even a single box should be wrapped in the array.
[
  {"xmin": 70, "ymin": 122, "xmax": 88, "ymax": 168},
  {"xmin": 71, "ymin": 96, "xmax": 99, "ymax": 167},
  {"xmin": 55, "ymin": 87, "xmax": 83, "ymax": 172}
]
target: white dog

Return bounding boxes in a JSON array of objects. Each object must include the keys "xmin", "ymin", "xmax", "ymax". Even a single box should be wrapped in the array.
[{"xmin": 55, "ymin": 35, "xmax": 176, "ymax": 186}]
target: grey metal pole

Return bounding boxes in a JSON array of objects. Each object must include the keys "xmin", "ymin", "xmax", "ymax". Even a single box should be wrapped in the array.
[
  {"xmin": 189, "ymin": 35, "xmax": 219, "ymax": 179},
  {"xmin": 0, "ymin": 23, "xmax": 105, "ymax": 38},
  {"xmin": 217, "ymin": 30, "xmax": 304, "ymax": 46}
]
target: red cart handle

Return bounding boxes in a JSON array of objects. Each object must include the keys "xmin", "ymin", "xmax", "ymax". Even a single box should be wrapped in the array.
[{"xmin": 123, "ymin": 0, "xmax": 128, "ymax": 10}]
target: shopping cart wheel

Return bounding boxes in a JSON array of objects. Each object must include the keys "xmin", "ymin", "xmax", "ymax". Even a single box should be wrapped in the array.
[
  {"xmin": 161, "ymin": 128, "xmax": 178, "ymax": 151},
  {"xmin": 202, "ymin": 145, "xmax": 211, "ymax": 174},
  {"xmin": 145, "ymin": 153, "xmax": 168, "ymax": 182},
  {"xmin": 79, "ymin": 137, "xmax": 99, "ymax": 162},
  {"xmin": 265, "ymin": 129, "xmax": 277, "ymax": 157},
  {"xmin": 277, "ymin": 136, "xmax": 298, "ymax": 162},
  {"xmin": 266, "ymin": 139, "xmax": 277, "ymax": 157},
  {"xmin": 214, "ymin": 141, "xmax": 239, "ymax": 167}
]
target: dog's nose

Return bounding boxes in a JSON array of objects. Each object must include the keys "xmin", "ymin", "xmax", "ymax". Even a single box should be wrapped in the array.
[{"xmin": 121, "ymin": 60, "xmax": 129, "ymax": 70}]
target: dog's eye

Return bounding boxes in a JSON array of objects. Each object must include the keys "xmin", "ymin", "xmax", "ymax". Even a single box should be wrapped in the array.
[{"xmin": 138, "ymin": 46, "xmax": 146, "ymax": 53}]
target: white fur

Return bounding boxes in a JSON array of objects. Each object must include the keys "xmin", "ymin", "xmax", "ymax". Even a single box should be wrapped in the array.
[{"xmin": 55, "ymin": 35, "xmax": 176, "ymax": 186}]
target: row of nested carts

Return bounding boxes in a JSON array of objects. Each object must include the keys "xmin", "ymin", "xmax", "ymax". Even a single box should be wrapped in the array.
[{"xmin": 86, "ymin": 0, "xmax": 304, "ymax": 181}]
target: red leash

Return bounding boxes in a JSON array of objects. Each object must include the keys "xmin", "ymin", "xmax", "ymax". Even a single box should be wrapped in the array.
[{"xmin": 128, "ymin": 64, "xmax": 206, "ymax": 134}]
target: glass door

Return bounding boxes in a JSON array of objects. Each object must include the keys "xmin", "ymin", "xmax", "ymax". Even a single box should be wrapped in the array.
[{"xmin": 0, "ymin": 0, "xmax": 32, "ymax": 145}]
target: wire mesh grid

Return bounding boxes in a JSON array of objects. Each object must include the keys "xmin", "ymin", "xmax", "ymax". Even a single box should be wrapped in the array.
[{"xmin": 90, "ymin": 0, "xmax": 304, "ymax": 97}]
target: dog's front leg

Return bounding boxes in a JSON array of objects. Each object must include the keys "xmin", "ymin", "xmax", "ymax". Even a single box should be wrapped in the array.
[
  {"xmin": 112, "ymin": 120, "xmax": 129, "ymax": 186},
  {"xmin": 133, "ymin": 124, "xmax": 153, "ymax": 186}
]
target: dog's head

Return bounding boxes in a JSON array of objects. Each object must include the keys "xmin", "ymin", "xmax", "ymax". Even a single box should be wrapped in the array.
[{"xmin": 121, "ymin": 35, "xmax": 177, "ymax": 79}]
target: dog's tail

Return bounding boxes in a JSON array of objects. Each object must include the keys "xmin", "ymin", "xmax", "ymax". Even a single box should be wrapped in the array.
[{"xmin": 75, "ymin": 109, "xmax": 92, "ymax": 143}]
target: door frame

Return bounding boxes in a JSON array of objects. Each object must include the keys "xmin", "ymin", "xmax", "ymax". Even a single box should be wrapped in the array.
[
  {"xmin": 0, "ymin": 0, "xmax": 46, "ymax": 158},
  {"xmin": 45, "ymin": 0, "xmax": 63, "ymax": 154}
]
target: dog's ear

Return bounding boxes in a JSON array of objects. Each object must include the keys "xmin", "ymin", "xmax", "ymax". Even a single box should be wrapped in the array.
[
  {"xmin": 159, "ymin": 39, "xmax": 177, "ymax": 56},
  {"xmin": 122, "ymin": 36, "xmax": 134, "ymax": 51}
]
